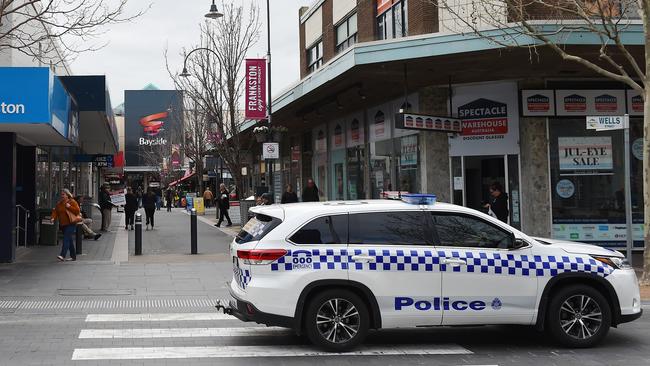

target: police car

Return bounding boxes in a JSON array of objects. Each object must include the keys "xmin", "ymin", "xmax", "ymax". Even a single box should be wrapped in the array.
[{"xmin": 216, "ymin": 194, "xmax": 642, "ymax": 352}]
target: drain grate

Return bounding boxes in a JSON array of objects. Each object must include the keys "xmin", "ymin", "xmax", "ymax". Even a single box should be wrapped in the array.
[{"xmin": 0, "ymin": 298, "xmax": 216, "ymax": 310}]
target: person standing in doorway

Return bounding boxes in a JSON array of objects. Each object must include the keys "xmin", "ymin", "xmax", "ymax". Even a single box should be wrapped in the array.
[
  {"xmin": 281, "ymin": 184, "xmax": 298, "ymax": 204},
  {"xmin": 142, "ymin": 189, "xmax": 157, "ymax": 230},
  {"xmin": 215, "ymin": 183, "xmax": 232, "ymax": 227},
  {"xmin": 484, "ymin": 182, "xmax": 509, "ymax": 223},
  {"xmin": 203, "ymin": 187, "xmax": 214, "ymax": 209},
  {"xmin": 124, "ymin": 187, "xmax": 138, "ymax": 230},
  {"xmin": 302, "ymin": 178, "xmax": 320, "ymax": 202},
  {"xmin": 51, "ymin": 189, "xmax": 80, "ymax": 261},
  {"xmin": 99, "ymin": 185, "xmax": 113, "ymax": 232}
]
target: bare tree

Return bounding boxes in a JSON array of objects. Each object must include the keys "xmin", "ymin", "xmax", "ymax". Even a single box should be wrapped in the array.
[
  {"xmin": 0, "ymin": 0, "xmax": 146, "ymax": 64},
  {"xmin": 183, "ymin": 100, "xmax": 213, "ymax": 194},
  {"xmin": 428, "ymin": 0, "xmax": 650, "ymax": 282},
  {"xmin": 166, "ymin": 1, "xmax": 261, "ymax": 197}
]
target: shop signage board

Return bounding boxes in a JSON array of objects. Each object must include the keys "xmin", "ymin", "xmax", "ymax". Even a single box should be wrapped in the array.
[
  {"xmin": 244, "ymin": 58, "xmax": 266, "ymax": 120},
  {"xmin": 558, "ymin": 136, "xmax": 613, "ymax": 172},
  {"xmin": 0, "ymin": 67, "xmax": 50, "ymax": 123},
  {"xmin": 109, "ymin": 190, "xmax": 126, "ymax": 206},
  {"xmin": 449, "ymin": 82, "xmax": 520, "ymax": 156},
  {"xmin": 314, "ymin": 126, "xmax": 327, "ymax": 153},
  {"xmin": 368, "ymin": 103, "xmax": 392, "ymax": 142},
  {"xmin": 73, "ymin": 154, "xmax": 114, "ymax": 167},
  {"xmin": 331, "ymin": 121, "xmax": 345, "ymax": 150},
  {"xmin": 555, "ymin": 90, "xmax": 625, "ymax": 116},
  {"xmin": 262, "ymin": 142, "xmax": 279, "ymax": 159},
  {"xmin": 193, "ymin": 197, "xmax": 205, "ymax": 215},
  {"xmin": 346, "ymin": 117, "xmax": 365, "ymax": 147},
  {"xmin": 586, "ymin": 115, "xmax": 628, "ymax": 130},
  {"xmin": 395, "ymin": 113, "xmax": 462, "ymax": 133},
  {"xmin": 521, "ymin": 90, "xmax": 555, "ymax": 116},
  {"xmin": 626, "ymin": 90, "xmax": 643, "ymax": 116},
  {"xmin": 400, "ymin": 135, "xmax": 418, "ymax": 166}
]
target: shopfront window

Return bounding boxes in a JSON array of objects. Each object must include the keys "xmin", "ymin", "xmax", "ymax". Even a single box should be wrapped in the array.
[
  {"xmin": 370, "ymin": 139, "xmax": 393, "ymax": 198},
  {"xmin": 377, "ymin": 0, "xmax": 407, "ymax": 40},
  {"xmin": 549, "ymin": 118, "xmax": 642, "ymax": 248},
  {"xmin": 397, "ymin": 134, "xmax": 420, "ymax": 193},
  {"xmin": 347, "ymin": 146, "xmax": 365, "ymax": 200},
  {"xmin": 36, "ymin": 148, "xmax": 50, "ymax": 208}
]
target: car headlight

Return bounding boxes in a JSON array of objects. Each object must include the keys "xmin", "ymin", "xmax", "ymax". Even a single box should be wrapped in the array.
[{"xmin": 592, "ymin": 255, "xmax": 631, "ymax": 270}]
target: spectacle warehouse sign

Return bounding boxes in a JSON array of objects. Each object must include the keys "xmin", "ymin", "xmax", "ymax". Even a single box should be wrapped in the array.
[
  {"xmin": 395, "ymin": 113, "xmax": 462, "ymax": 133},
  {"xmin": 245, "ymin": 58, "xmax": 266, "ymax": 120}
]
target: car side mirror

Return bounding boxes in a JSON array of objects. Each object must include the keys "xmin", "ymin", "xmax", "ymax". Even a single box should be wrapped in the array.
[{"xmin": 510, "ymin": 238, "xmax": 527, "ymax": 250}]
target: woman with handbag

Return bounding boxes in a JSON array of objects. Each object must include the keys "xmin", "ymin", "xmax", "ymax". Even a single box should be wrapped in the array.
[{"xmin": 51, "ymin": 188, "xmax": 81, "ymax": 262}]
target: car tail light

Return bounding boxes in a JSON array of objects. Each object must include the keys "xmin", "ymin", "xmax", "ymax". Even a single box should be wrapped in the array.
[{"xmin": 237, "ymin": 249, "xmax": 287, "ymax": 265}]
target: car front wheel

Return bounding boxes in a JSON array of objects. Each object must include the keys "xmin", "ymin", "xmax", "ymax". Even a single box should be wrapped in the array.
[
  {"xmin": 547, "ymin": 284, "xmax": 611, "ymax": 347},
  {"xmin": 304, "ymin": 289, "xmax": 369, "ymax": 352}
]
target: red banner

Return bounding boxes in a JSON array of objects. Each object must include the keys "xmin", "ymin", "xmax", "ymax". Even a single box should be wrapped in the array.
[{"xmin": 245, "ymin": 58, "xmax": 267, "ymax": 120}]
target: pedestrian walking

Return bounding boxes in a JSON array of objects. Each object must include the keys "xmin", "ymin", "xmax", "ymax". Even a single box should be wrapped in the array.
[
  {"xmin": 203, "ymin": 187, "xmax": 214, "ymax": 209},
  {"xmin": 124, "ymin": 187, "xmax": 138, "ymax": 230},
  {"xmin": 99, "ymin": 184, "xmax": 113, "ymax": 231},
  {"xmin": 51, "ymin": 189, "xmax": 81, "ymax": 261},
  {"xmin": 281, "ymin": 184, "xmax": 298, "ymax": 204},
  {"xmin": 142, "ymin": 189, "xmax": 157, "ymax": 230},
  {"xmin": 483, "ymin": 181, "xmax": 509, "ymax": 223},
  {"xmin": 166, "ymin": 188, "xmax": 173, "ymax": 212},
  {"xmin": 302, "ymin": 178, "xmax": 320, "ymax": 202},
  {"xmin": 215, "ymin": 183, "xmax": 232, "ymax": 227},
  {"xmin": 155, "ymin": 187, "xmax": 162, "ymax": 211},
  {"xmin": 136, "ymin": 186, "xmax": 143, "ymax": 208}
]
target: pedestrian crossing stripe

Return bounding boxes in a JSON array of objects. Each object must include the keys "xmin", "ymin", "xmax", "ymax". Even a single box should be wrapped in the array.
[
  {"xmin": 85, "ymin": 313, "xmax": 233, "ymax": 322},
  {"xmin": 71, "ymin": 345, "xmax": 473, "ymax": 360},
  {"xmin": 79, "ymin": 327, "xmax": 289, "ymax": 338}
]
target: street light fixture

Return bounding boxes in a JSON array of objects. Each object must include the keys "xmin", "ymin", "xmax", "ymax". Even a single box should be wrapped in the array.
[
  {"xmin": 205, "ymin": 0, "xmax": 223, "ymax": 19},
  {"xmin": 178, "ymin": 47, "xmax": 219, "ymax": 78}
]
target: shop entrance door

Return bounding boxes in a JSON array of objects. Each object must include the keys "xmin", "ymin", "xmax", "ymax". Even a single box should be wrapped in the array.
[{"xmin": 450, "ymin": 155, "xmax": 521, "ymax": 229}]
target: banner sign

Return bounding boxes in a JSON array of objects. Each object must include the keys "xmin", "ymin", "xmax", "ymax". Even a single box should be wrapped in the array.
[
  {"xmin": 558, "ymin": 136, "xmax": 613, "ymax": 172},
  {"xmin": 332, "ymin": 122, "xmax": 345, "ymax": 150},
  {"xmin": 395, "ymin": 113, "xmax": 461, "ymax": 133},
  {"xmin": 109, "ymin": 189, "xmax": 126, "ymax": 206},
  {"xmin": 626, "ymin": 90, "xmax": 643, "ymax": 116},
  {"xmin": 346, "ymin": 117, "xmax": 365, "ymax": 147},
  {"xmin": 245, "ymin": 59, "xmax": 266, "ymax": 120},
  {"xmin": 586, "ymin": 115, "xmax": 628, "ymax": 131},
  {"xmin": 555, "ymin": 90, "xmax": 625, "ymax": 116},
  {"xmin": 521, "ymin": 90, "xmax": 555, "ymax": 116}
]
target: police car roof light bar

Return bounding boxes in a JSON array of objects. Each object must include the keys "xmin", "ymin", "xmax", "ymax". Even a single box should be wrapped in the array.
[{"xmin": 401, "ymin": 193, "xmax": 437, "ymax": 205}]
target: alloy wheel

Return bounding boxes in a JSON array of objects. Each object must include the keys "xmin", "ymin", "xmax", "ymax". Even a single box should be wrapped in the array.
[
  {"xmin": 559, "ymin": 294, "xmax": 603, "ymax": 340},
  {"xmin": 316, "ymin": 298, "xmax": 361, "ymax": 344}
]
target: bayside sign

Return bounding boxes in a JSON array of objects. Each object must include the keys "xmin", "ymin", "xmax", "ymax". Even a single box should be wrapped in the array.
[{"xmin": 245, "ymin": 59, "xmax": 266, "ymax": 120}]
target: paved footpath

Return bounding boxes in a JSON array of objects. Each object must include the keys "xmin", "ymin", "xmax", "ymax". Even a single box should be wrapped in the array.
[{"xmin": 2, "ymin": 209, "xmax": 650, "ymax": 365}]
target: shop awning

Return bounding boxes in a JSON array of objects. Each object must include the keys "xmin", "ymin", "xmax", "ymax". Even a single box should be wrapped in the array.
[{"xmin": 168, "ymin": 172, "xmax": 195, "ymax": 187}]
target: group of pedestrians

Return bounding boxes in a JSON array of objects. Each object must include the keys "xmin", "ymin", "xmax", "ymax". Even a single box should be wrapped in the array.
[{"xmin": 123, "ymin": 187, "xmax": 158, "ymax": 230}]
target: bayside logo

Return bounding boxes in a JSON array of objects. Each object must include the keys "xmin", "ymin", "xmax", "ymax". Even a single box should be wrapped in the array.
[
  {"xmin": 0, "ymin": 102, "xmax": 25, "ymax": 114},
  {"xmin": 139, "ymin": 111, "xmax": 168, "ymax": 146}
]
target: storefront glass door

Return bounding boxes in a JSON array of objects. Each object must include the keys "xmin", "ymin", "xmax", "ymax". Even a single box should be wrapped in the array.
[{"xmin": 450, "ymin": 155, "xmax": 521, "ymax": 229}]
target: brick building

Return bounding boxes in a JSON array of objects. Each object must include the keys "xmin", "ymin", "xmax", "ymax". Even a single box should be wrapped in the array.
[{"xmin": 260, "ymin": 0, "xmax": 644, "ymax": 250}]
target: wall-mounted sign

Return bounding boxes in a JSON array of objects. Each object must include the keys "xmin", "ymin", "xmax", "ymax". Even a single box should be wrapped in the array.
[
  {"xmin": 347, "ymin": 117, "xmax": 365, "ymax": 147},
  {"xmin": 400, "ymin": 135, "xmax": 418, "ymax": 166},
  {"xmin": 555, "ymin": 90, "xmax": 625, "ymax": 116},
  {"xmin": 395, "ymin": 113, "xmax": 461, "ymax": 133},
  {"xmin": 74, "ymin": 154, "xmax": 114, "ymax": 167},
  {"xmin": 626, "ymin": 90, "xmax": 643, "ymax": 116},
  {"xmin": 521, "ymin": 90, "xmax": 555, "ymax": 116},
  {"xmin": 314, "ymin": 126, "xmax": 327, "ymax": 153},
  {"xmin": 558, "ymin": 136, "xmax": 612, "ymax": 172},
  {"xmin": 262, "ymin": 142, "xmax": 279, "ymax": 160},
  {"xmin": 244, "ymin": 58, "xmax": 267, "ymax": 120},
  {"xmin": 450, "ymin": 82, "xmax": 520, "ymax": 156},
  {"xmin": 632, "ymin": 138, "xmax": 643, "ymax": 160},
  {"xmin": 332, "ymin": 123, "xmax": 345, "ymax": 150},
  {"xmin": 586, "ymin": 115, "xmax": 628, "ymax": 131}
]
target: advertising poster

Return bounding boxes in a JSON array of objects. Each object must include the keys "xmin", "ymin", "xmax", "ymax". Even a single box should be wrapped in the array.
[
  {"xmin": 558, "ymin": 136, "xmax": 612, "ymax": 172},
  {"xmin": 449, "ymin": 82, "xmax": 520, "ymax": 156},
  {"xmin": 331, "ymin": 121, "xmax": 345, "ymax": 150},
  {"xmin": 400, "ymin": 135, "xmax": 418, "ymax": 166},
  {"xmin": 244, "ymin": 59, "xmax": 266, "ymax": 120},
  {"xmin": 314, "ymin": 125, "xmax": 327, "ymax": 153},
  {"xmin": 109, "ymin": 190, "xmax": 126, "ymax": 206},
  {"xmin": 555, "ymin": 90, "xmax": 625, "ymax": 116},
  {"xmin": 346, "ymin": 114, "xmax": 365, "ymax": 147},
  {"xmin": 626, "ymin": 89, "xmax": 643, "ymax": 116},
  {"xmin": 193, "ymin": 197, "xmax": 205, "ymax": 215},
  {"xmin": 521, "ymin": 90, "xmax": 555, "ymax": 116},
  {"xmin": 368, "ymin": 102, "xmax": 392, "ymax": 142}
]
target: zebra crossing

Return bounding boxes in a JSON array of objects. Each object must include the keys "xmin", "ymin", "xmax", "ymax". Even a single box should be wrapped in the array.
[{"xmin": 71, "ymin": 312, "xmax": 474, "ymax": 361}]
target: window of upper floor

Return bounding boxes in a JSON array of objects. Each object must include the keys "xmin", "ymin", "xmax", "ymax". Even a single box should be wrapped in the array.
[
  {"xmin": 336, "ymin": 12, "xmax": 358, "ymax": 54},
  {"xmin": 307, "ymin": 40, "xmax": 324, "ymax": 74},
  {"xmin": 377, "ymin": 0, "xmax": 408, "ymax": 41}
]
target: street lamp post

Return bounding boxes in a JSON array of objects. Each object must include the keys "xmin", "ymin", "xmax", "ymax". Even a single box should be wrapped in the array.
[{"xmin": 264, "ymin": 0, "xmax": 275, "ymax": 202}]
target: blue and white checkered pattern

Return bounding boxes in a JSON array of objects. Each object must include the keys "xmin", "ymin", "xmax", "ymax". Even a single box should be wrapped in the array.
[
  {"xmin": 270, "ymin": 248, "xmax": 614, "ymax": 278},
  {"xmin": 234, "ymin": 266, "xmax": 251, "ymax": 289}
]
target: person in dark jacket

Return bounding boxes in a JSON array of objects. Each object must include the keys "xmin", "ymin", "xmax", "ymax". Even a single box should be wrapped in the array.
[
  {"xmin": 281, "ymin": 184, "xmax": 298, "ymax": 204},
  {"xmin": 124, "ymin": 187, "xmax": 138, "ymax": 230},
  {"xmin": 215, "ymin": 183, "xmax": 232, "ymax": 227},
  {"xmin": 166, "ymin": 188, "xmax": 174, "ymax": 212},
  {"xmin": 302, "ymin": 178, "xmax": 320, "ymax": 202},
  {"xmin": 142, "ymin": 189, "xmax": 157, "ymax": 230},
  {"xmin": 98, "ymin": 185, "xmax": 113, "ymax": 231},
  {"xmin": 484, "ymin": 182, "xmax": 509, "ymax": 223}
]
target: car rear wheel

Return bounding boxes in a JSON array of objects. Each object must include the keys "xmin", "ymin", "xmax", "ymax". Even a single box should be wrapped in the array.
[
  {"xmin": 305, "ymin": 289, "xmax": 369, "ymax": 352},
  {"xmin": 547, "ymin": 284, "xmax": 611, "ymax": 347}
]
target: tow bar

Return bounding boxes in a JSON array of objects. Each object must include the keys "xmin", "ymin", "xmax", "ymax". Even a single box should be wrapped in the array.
[{"xmin": 215, "ymin": 299, "xmax": 234, "ymax": 315}]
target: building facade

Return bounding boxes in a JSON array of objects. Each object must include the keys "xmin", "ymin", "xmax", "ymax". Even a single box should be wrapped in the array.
[{"xmin": 269, "ymin": 0, "xmax": 644, "ymax": 251}]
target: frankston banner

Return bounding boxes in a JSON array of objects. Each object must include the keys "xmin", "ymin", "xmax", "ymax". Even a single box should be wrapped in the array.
[{"xmin": 245, "ymin": 58, "xmax": 266, "ymax": 120}]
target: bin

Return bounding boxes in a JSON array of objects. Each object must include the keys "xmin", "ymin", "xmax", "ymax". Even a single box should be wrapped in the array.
[
  {"xmin": 239, "ymin": 199, "xmax": 256, "ymax": 224},
  {"xmin": 37, "ymin": 208, "xmax": 58, "ymax": 246}
]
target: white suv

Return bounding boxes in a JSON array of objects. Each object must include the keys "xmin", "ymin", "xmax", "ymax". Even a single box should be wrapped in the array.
[{"xmin": 217, "ymin": 196, "xmax": 642, "ymax": 352}]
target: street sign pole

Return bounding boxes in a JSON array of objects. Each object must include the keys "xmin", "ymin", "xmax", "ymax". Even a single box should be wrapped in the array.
[{"xmin": 623, "ymin": 114, "xmax": 633, "ymax": 265}]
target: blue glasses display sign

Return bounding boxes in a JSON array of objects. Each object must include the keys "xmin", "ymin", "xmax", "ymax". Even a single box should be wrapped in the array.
[{"xmin": 0, "ymin": 67, "xmax": 51, "ymax": 123}]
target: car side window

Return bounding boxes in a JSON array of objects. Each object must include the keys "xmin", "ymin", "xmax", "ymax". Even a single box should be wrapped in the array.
[
  {"xmin": 431, "ymin": 213, "xmax": 513, "ymax": 249},
  {"xmin": 348, "ymin": 211, "xmax": 432, "ymax": 245},
  {"xmin": 289, "ymin": 215, "xmax": 348, "ymax": 244}
]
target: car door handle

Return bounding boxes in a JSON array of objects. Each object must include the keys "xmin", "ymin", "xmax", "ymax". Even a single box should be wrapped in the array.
[
  {"xmin": 442, "ymin": 258, "xmax": 467, "ymax": 266},
  {"xmin": 351, "ymin": 255, "xmax": 376, "ymax": 263}
]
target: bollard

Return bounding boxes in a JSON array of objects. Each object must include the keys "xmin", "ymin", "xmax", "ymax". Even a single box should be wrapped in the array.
[
  {"xmin": 75, "ymin": 223, "xmax": 83, "ymax": 255},
  {"xmin": 135, "ymin": 212, "xmax": 142, "ymax": 255},
  {"xmin": 191, "ymin": 208, "xmax": 197, "ymax": 254}
]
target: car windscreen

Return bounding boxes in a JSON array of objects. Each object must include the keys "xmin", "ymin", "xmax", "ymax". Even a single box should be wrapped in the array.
[{"xmin": 235, "ymin": 213, "xmax": 282, "ymax": 244}]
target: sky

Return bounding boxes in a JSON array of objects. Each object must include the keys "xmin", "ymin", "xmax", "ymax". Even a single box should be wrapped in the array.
[{"xmin": 71, "ymin": 0, "xmax": 305, "ymax": 107}]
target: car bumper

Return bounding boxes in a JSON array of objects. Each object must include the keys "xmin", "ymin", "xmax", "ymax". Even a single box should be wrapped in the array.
[
  {"xmin": 618, "ymin": 308, "xmax": 643, "ymax": 324},
  {"xmin": 215, "ymin": 284, "xmax": 295, "ymax": 330}
]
